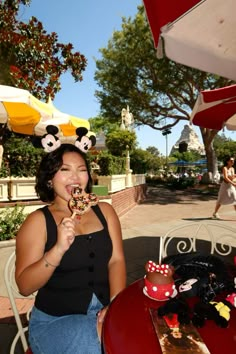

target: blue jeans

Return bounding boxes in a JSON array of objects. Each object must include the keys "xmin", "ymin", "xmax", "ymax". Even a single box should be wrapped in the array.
[{"xmin": 29, "ymin": 294, "xmax": 103, "ymax": 354}]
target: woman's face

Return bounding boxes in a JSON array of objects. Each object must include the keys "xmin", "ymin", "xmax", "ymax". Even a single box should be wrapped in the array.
[
  {"xmin": 228, "ymin": 158, "xmax": 234, "ymax": 165},
  {"xmin": 52, "ymin": 152, "xmax": 89, "ymax": 201}
]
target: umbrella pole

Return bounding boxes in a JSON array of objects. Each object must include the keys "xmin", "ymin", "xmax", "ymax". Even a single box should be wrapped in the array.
[{"xmin": 0, "ymin": 124, "xmax": 7, "ymax": 169}]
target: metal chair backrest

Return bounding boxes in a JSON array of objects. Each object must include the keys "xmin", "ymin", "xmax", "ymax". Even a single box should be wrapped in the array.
[
  {"xmin": 159, "ymin": 221, "xmax": 236, "ymax": 262},
  {"xmin": 4, "ymin": 251, "xmax": 35, "ymax": 354}
]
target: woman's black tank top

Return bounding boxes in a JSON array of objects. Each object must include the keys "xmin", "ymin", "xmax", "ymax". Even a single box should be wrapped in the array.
[{"xmin": 35, "ymin": 204, "xmax": 112, "ymax": 316}]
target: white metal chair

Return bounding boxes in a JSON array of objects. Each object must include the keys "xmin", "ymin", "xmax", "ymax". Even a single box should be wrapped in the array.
[
  {"xmin": 159, "ymin": 221, "xmax": 236, "ymax": 261},
  {"xmin": 4, "ymin": 251, "xmax": 35, "ymax": 354}
]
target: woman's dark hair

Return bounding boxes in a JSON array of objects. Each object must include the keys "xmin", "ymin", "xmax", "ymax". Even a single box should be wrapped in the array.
[
  {"xmin": 35, "ymin": 144, "xmax": 93, "ymax": 202},
  {"xmin": 223, "ymin": 155, "xmax": 234, "ymax": 166}
]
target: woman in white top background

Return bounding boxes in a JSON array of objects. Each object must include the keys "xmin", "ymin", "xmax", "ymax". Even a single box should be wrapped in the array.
[{"xmin": 212, "ymin": 156, "xmax": 236, "ymax": 219}]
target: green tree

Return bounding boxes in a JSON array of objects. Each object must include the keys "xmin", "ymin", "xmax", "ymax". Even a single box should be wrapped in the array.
[
  {"xmin": 0, "ymin": 0, "xmax": 87, "ymax": 167},
  {"xmin": 2, "ymin": 132, "xmax": 44, "ymax": 176},
  {"xmin": 89, "ymin": 116, "xmax": 118, "ymax": 135},
  {"xmin": 105, "ymin": 129, "xmax": 136, "ymax": 156},
  {"xmin": 96, "ymin": 150, "xmax": 125, "ymax": 176},
  {"xmin": 213, "ymin": 134, "xmax": 236, "ymax": 163},
  {"xmin": 0, "ymin": 0, "xmax": 87, "ymax": 100},
  {"xmin": 131, "ymin": 148, "xmax": 163, "ymax": 174},
  {"xmin": 171, "ymin": 150, "xmax": 201, "ymax": 162},
  {"xmin": 146, "ymin": 146, "xmax": 161, "ymax": 157},
  {"xmin": 94, "ymin": 5, "xmax": 233, "ymax": 176}
]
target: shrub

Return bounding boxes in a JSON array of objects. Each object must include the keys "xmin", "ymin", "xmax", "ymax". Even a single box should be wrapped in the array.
[
  {"xmin": 146, "ymin": 175, "xmax": 165, "ymax": 185},
  {"xmin": 167, "ymin": 177, "xmax": 196, "ymax": 190},
  {"xmin": 0, "ymin": 163, "xmax": 9, "ymax": 178},
  {"xmin": 0, "ymin": 205, "xmax": 27, "ymax": 241},
  {"xmin": 2, "ymin": 133, "xmax": 44, "ymax": 177},
  {"xmin": 97, "ymin": 152, "xmax": 125, "ymax": 175}
]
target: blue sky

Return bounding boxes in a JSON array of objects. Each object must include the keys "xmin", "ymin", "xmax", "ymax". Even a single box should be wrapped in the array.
[{"xmin": 19, "ymin": 0, "xmax": 235, "ymax": 155}]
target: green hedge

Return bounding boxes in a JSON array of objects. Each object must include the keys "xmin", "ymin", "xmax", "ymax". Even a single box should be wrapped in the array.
[
  {"xmin": 0, "ymin": 205, "xmax": 27, "ymax": 240},
  {"xmin": 96, "ymin": 152, "xmax": 125, "ymax": 176}
]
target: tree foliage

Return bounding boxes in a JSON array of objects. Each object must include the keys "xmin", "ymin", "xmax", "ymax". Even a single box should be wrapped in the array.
[
  {"xmin": 0, "ymin": 0, "xmax": 87, "ymax": 100},
  {"xmin": 131, "ymin": 148, "xmax": 163, "ymax": 174},
  {"xmin": 94, "ymin": 5, "xmax": 234, "ymax": 174},
  {"xmin": 0, "ymin": 205, "xmax": 27, "ymax": 240},
  {"xmin": 171, "ymin": 150, "xmax": 201, "ymax": 162},
  {"xmin": 105, "ymin": 129, "xmax": 136, "ymax": 156},
  {"xmin": 213, "ymin": 133, "xmax": 236, "ymax": 163},
  {"xmin": 89, "ymin": 116, "xmax": 118, "ymax": 135},
  {"xmin": 97, "ymin": 150, "xmax": 125, "ymax": 176},
  {"xmin": 146, "ymin": 146, "xmax": 161, "ymax": 157},
  {"xmin": 1, "ymin": 132, "xmax": 44, "ymax": 176}
]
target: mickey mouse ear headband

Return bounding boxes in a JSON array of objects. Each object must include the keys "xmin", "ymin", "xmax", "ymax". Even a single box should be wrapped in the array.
[{"xmin": 32, "ymin": 124, "xmax": 96, "ymax": 154}]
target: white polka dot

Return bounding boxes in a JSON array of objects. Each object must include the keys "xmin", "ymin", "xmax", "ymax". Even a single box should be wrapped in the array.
[{"xmin": 153, "ymin": 286, "xmax": 158, "ymax": 292}]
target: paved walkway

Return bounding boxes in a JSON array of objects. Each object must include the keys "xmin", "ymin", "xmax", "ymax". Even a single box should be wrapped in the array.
[
  {"xmin": 122, "ymin": 184, "xmax": 236, "ymax": 239},
  {"xmin": 1, "ymin": 185, "xmax": 236, "ymax": 353}
]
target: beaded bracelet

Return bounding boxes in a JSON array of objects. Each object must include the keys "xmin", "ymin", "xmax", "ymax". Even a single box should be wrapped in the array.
[{"xmin": 43, "ymin": 253, "xmax": 60, "ymax": 268}]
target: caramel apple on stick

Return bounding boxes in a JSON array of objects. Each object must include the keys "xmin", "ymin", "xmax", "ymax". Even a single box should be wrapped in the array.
[{"xmin": 69, "ymin": 185, "xmax": 98, "ymax": 218}]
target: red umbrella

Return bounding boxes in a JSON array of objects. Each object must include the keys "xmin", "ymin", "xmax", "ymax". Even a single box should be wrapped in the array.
[
  {"xmin": 143, "ymin": 0, "xmax": 201, "ymax": 48},
  {"xmin": 190, "ymin": 84, "xmax": 236, "ymax": 130},
  {"xmin": 143, "ymin": 0, "xmax": 236, "ymax": 81}
]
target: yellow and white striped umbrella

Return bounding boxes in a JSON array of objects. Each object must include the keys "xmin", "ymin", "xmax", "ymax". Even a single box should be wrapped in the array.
[{"xmin": 0, "ymin": 85, "xmax": 92, "ymax": 143}]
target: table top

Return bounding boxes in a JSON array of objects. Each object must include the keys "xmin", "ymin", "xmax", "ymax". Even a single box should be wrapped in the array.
[{"xmin": 102, "ymin": 279, "xmax": 236, "ymax": 354}]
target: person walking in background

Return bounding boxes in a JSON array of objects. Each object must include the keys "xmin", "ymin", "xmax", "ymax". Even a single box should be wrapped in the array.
[
  {"xmin": 15, "ymin": 143, "xmax": 126, "ymax": 354},
  {"xmin": 212, "ymin": 155, "xmax": 236, "ymax": 219}
]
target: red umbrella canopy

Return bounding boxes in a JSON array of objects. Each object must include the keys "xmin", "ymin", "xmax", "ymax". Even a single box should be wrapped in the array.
[
  {"xmin": 190, "ymin": 84, "xmax": 236, "ymax": 131},
  {"xmin": 143, "ymin": 0, "xmax": 202, "ymax": 47},
  {"xmin": 143, "ymin": 0, "xmax": 236, "ymax": 81}
]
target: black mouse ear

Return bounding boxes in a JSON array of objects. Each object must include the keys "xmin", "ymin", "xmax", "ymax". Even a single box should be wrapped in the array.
[
  {"xmin": 90, "ymin": 135, "xmax": 96, "ymax": 147},
  {"xmin": 75, "ymin": 127, "xmax": 88, "ymax": 138},
  {"xmin": 46, "ymin": 125, "xmax": 59, "ymax": 135}
]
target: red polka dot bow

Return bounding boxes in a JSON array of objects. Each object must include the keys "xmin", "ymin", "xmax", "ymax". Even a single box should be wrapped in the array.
[{"xmin": 147, "ymin": 261, "xmax": 170, "ymax": 276}]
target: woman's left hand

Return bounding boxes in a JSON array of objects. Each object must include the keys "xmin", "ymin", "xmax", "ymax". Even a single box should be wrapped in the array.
[{"xmin": 97, "ymin": 306, "xmax": 109, "ymax": 341}]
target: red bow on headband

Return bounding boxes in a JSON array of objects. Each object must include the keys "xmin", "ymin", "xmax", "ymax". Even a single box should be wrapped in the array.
[{"xmin": 147, "ymin": 261, "xmax": 170, "ymax": 276}]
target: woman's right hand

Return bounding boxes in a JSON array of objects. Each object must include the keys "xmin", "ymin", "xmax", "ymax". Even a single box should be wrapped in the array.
[{"xmin": 56, "ymin": 217, "xmax": 76, "ymax": 254}]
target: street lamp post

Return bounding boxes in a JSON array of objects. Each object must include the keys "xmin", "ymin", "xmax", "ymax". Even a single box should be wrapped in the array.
[
  {"xmin": 121, "ymin": 106, "xmax": 134, "ymax": 188},
  {"xmin": 162, "ymin": 128, "xmax": 171, "ymax": 167}
]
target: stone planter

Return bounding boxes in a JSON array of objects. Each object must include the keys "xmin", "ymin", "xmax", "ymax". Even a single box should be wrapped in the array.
[
  {"xmin": 0, "ymin": 175, "xmax": 146, "ymax": 202},
  {"xmin": 0, "ymin": 239, "xmax": 16, "ymax": 297},
  {"xmin": 9, "ymin": 177, "xmax": 38, "ymax": 201},
  {"xmin": 0, "ymin": 178, "xmax": 9, "ymax": 202}
]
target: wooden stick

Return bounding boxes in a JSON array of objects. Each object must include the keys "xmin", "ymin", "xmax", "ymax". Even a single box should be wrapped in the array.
[
  {"xmin": 71, "ymin": 211, "xmax": 77, "ymax": 219},
  {"xmin": 159, "ymin": 236, "xmax": 163, "ymax": 265}
]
